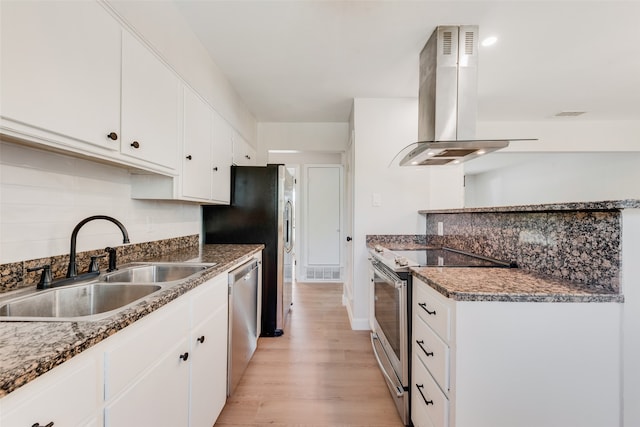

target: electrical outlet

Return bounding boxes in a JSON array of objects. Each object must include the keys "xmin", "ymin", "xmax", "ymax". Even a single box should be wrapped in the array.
[{"xmin": 437, "ymin": 222, "xmax": 444, "ymax": 236}]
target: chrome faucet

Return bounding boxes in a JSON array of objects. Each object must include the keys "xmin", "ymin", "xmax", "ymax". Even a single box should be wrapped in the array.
[{"xmin": 66, "ymin": 215, "xmax": 130, "ymax": 278}]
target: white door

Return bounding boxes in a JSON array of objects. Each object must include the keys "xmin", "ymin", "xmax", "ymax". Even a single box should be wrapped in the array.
[{"xmin": 304, "ymin": 165, "xmax": 343, "ymax": 280}]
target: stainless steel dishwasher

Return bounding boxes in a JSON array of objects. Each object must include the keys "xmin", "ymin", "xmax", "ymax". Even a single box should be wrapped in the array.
[{"xmin": 227, "ymin": 259, "xmax": 260, "ymax": 396}]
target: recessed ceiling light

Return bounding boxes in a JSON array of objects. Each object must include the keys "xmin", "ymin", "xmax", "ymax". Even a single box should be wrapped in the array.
[{"xmin": 481, "ymin": 36, "xmax": 498, "ymax": 47}]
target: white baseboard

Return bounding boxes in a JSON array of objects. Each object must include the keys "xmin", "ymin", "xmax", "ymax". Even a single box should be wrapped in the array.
[{"xmin": 343, "ymin": 295, "xmax": 370, "ymax": 331}]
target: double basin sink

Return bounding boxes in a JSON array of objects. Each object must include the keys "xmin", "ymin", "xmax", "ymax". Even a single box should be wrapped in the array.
[{"xmin": 0, "ymin": 263, "xmax": 216, "ymax": 322}]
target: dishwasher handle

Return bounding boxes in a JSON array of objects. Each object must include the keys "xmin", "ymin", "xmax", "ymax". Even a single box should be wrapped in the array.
[{"xmin": 228, "ymin": 260, "xmax": 259, "ymax": 284}]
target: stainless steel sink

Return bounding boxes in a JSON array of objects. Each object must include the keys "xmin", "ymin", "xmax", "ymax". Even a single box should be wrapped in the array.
[
  {"xmin": 0, "ymin": 262, "xmax": 216, "ymax": 322},
  {"xmin": 0, "ymin": 283, "xmax": 161, "ymax": 320},
  {"xmin": 103, "ymin": 263, "xmax": 210, "ymax": 283}
]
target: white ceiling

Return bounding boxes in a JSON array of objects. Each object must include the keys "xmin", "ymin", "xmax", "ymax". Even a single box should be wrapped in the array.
[{"xmin": 173, "ymin": 0, "xmax": 640, "ymax": 124}]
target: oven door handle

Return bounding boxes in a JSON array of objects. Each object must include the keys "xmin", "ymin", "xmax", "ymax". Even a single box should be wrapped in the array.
[
  {"xmin": 372, "ymin": 261, "xmax": 405, "ymax": 289},
  {"xmin": 370, "ymin": 333, "xmax": 405, "ymax": 397}
]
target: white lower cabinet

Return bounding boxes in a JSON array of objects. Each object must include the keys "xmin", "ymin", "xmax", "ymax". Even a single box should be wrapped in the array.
[
  {"xmin": 104, "ymin": 274, "xmax": 229, "ymax": 427},
  {"xmin": 189, "ymin": 273, "xmax": 229, "ymax": 427},
  {"xmin": 0, "ymin": 270, "xmax": 233, "ymax": 427},
  {"xmin": 411, "ymin": 275, "xmax": 622, "ymax": 427},
  {"xmin": 105, "ymin": 336, "xmax": 190, "ymax": 426},
  {"xmin": 104, "ymin": 297, "xmax": 190, "ymax": 427},
  {"xmin": 0, "ymin": 342, "xmax": 103, "ymax": 427}
]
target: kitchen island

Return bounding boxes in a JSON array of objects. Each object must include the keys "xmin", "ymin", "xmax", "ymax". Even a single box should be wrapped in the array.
[
  {"xmin": 369, "ymin": 198, "xmax": 637, "ymax": 426},
  {"xmin": 0, "ymin": 243, "xmax": 263, "ymax": 398}
]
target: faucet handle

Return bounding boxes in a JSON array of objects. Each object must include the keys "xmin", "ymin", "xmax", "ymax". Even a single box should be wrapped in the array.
[
  {"xmin": 27, "ymin": 265, "xmax": 53, "ymax": 289},
  {"xmin": 89, "ymin": 254, "xmax": 107, "ymax": 273}
]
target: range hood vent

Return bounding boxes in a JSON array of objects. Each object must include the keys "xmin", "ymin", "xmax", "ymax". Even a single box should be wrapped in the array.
[{"xmin": 396, "ymin": 25, "xmax": 534, "ymax": 166}]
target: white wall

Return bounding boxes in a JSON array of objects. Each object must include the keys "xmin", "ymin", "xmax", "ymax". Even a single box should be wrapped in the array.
[
  {"xmin": 258, "ymin": 122, "xmax": 349, "ymax": 164},
  {"xmin": 106, "ymin": 0, "xmax": 257, "ymax": 146},
  {"xmin": 0, "ymin": 142, "xmax": 200, "ymax": 263},
  {"xmin": 477, "ymin": 120, "xmax": 640, "ymax": 152},
  {"xmin": 348, "ymin": 98, "xmax": 463, "ymax": 329},
  {"xmin": 465, "ymin": 152, "xmax": 640, "ymax": 207}
]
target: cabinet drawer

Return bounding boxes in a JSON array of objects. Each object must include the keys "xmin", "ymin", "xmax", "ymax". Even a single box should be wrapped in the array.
[
  {"xmin": 411, "ymin": 394, "xmax": 436, "ymax": 427},
  {"xmin": 413, "ymin": 354, "xmax": 449, "ymax": 427},
  {"xmin": 414, "ymin": 277, "xmax": 451, "ymax": 342},
  {"xmin": 191, "ymin": 274, "xmax": 228, "ymax": 327},
  {"xmin": 105, "ymin": 297, "xmax": 189, "ymax": 399},
  {"xmin": 413, "ymin": 314, "xmax": 450, "ymax": 392}
]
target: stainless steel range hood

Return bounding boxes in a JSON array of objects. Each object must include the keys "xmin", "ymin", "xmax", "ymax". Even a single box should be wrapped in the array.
[{"xmin": 397, "ymin": 25, "xmax": 533, "ymax": 166}]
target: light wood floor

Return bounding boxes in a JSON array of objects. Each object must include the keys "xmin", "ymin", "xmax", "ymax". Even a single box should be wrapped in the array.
[{"xmin": 215, "ymin": 282, "xmax": 405, "ymax": 427}]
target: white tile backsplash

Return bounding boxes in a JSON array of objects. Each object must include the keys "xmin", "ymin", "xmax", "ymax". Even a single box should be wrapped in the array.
[{"xmin": 0, "ymin": 141, "xmax": 201, "ymax": 263}]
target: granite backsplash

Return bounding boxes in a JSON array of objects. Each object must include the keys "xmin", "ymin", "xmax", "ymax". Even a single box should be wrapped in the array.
[
  {"xmin": 425, "ymin": 210, "xmax": 621, "ymax": 292},
  {"xmin": 0, "ymin": 234, "xmax": 200, "ymax": 293}
]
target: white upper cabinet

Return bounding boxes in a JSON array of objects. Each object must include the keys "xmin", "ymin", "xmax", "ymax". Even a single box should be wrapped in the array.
[
  {"xmin": 121, "ymin": 31, "xmax": 181, "ymax": 172},
  {"xmin": 131, "ymin": 89, "xmax": 232, "ymax": 204},
  {"xmin": 233, "ymin": 132, "xmax": 257, "ymax": 166},
  {"xmin": 0, "ymin": 1, "xmax": 121, "ymax": 154},
  {"xmin": 182, "ymin": 88, "xmax": 214, "ymax": 200},
  {"xmin": 211, "ymin": 112, "xmax": 233, "ymax": 203}
]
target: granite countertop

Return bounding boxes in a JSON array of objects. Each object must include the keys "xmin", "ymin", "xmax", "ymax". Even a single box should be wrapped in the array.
[
  {"xmin": 0, "ymin": 243, "xmax": 263, "ymax": 397},
  {"xmin": 411, "ymin": 267, "xmax": 623, "ymax": 303},
  {"xmin": 418, "ymin": 199, "xmax": 640, "ymax": 214},
  {"xmin": 368, "ymin": 242, "xmax": 622, "ymax": 303}
]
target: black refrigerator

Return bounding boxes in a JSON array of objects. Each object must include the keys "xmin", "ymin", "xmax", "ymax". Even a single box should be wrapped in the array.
[{"xmin": 203, "ymin": 164, "xmax": 294, "ymax": 337}]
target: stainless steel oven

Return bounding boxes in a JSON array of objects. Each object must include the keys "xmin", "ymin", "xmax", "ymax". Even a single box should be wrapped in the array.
[
  {"xmin": 370, "ymin": 258, "xmax": 411, "ymax": 426},
  {"xmin": 369, "ymin": 245, "xmax": 513, "ymax": 426}
]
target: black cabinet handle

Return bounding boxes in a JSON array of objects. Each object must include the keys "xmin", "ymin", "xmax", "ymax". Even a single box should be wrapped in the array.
[
  {"xmin": 130, "ymin": 141, "xmax": 140, "ymax": 149},
  {"xmin": 213, "ymin": 166, "xmax": 218, "ymax": 171},
  {"xmin": 418, "ymin": 302, "xmax": 436, "ymax": 315},
  {"xmin": 107, "ymin": 132, "xmax": 118, "ymax": 141},
  {"xmin": 197, "ymin": 335, "xmax": 205, "ymax": 343},
  {"xmin": 346, "ymin": 236, "xmax": 352, "ymax": 242},
  {"xmin": 179, "ymin": 352, "xmax": 189, "ymax": 361},
  {"xmin": 186, "ymin": 155, "xmax": 192, "ymax": 160},
  {"xmin": 245, "ymin": 154, "xmax": 251, "ymax": 159},
  {"xmin": 32, "ymin": 423, "xmax": 54, "ymax": 427},
  {"xmin": 416, "ymin": 384, "xmax": 434, "ymax": 406},
  {"xmin": 416, "ymin": 340, "xmax": 434, "ymax": 357}
]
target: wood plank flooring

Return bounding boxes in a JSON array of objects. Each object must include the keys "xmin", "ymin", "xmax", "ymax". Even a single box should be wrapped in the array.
[{"xmin": 215, "ymin": 282, "xmax": 404, "ymax": 427}]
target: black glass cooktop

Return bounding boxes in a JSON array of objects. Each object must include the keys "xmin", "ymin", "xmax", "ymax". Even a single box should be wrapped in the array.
[{"xmin": 393, "ymin": 248, "xmax": 514, "ymax": 268}]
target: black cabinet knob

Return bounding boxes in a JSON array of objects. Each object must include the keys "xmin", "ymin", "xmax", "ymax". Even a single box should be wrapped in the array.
[
  {"xmin": 346, "ymin": 236, "xmax": 352, "ymax": 242},
  {"xmin": 107, "ymin": 132, "xmax": 118, "ymax": 141},
  {"xmin": 197, "ymin": 335, "xmax": 205, "ymax": 343},
  {"xmin": 130, "ymin": 141, "xmax": 140, "ymax": 149},
  {"xmin": 186, "ymin": 155, "xmax": 192, "ymax": 160},
  {"xmin": 213, "ymin": 166, "xmax": 218, "ymax": 171},
  {"xmin": 179, "ymin": 352, "xmax": 189, "ymax": 361}
]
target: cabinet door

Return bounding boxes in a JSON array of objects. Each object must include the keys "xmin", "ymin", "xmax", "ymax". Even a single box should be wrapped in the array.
[
  {"xmin": 211, "ymin": 112, "xmax": 233, "ymax": 204},
  {"xmin": 1, "ymin": 347, "xmax": 101, "ymax": 427},
  {"xmin": 105, "ymin": 337, "xmax": 190, "ymax": 427},
  {"xmin": 0, "ymin": 1, "xmax": 121, "ymax": 153},
  {"xmin": 232, "ymin": 133, "xmax": 257, "ymax": 166},
  {"xmin": 190, "ymin": 274, "xmax": 229, "ymax": 426},
  {"xmin": 190, "ymin": 306, "xmax": 228, "ymax": 427},
  {"xmin": 121, "ymin": 31, "xmax": 181, "ymax": 171},
  {"xmin": 182, "ymin": 88, "xmax": 213, "ymax": 200}
]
